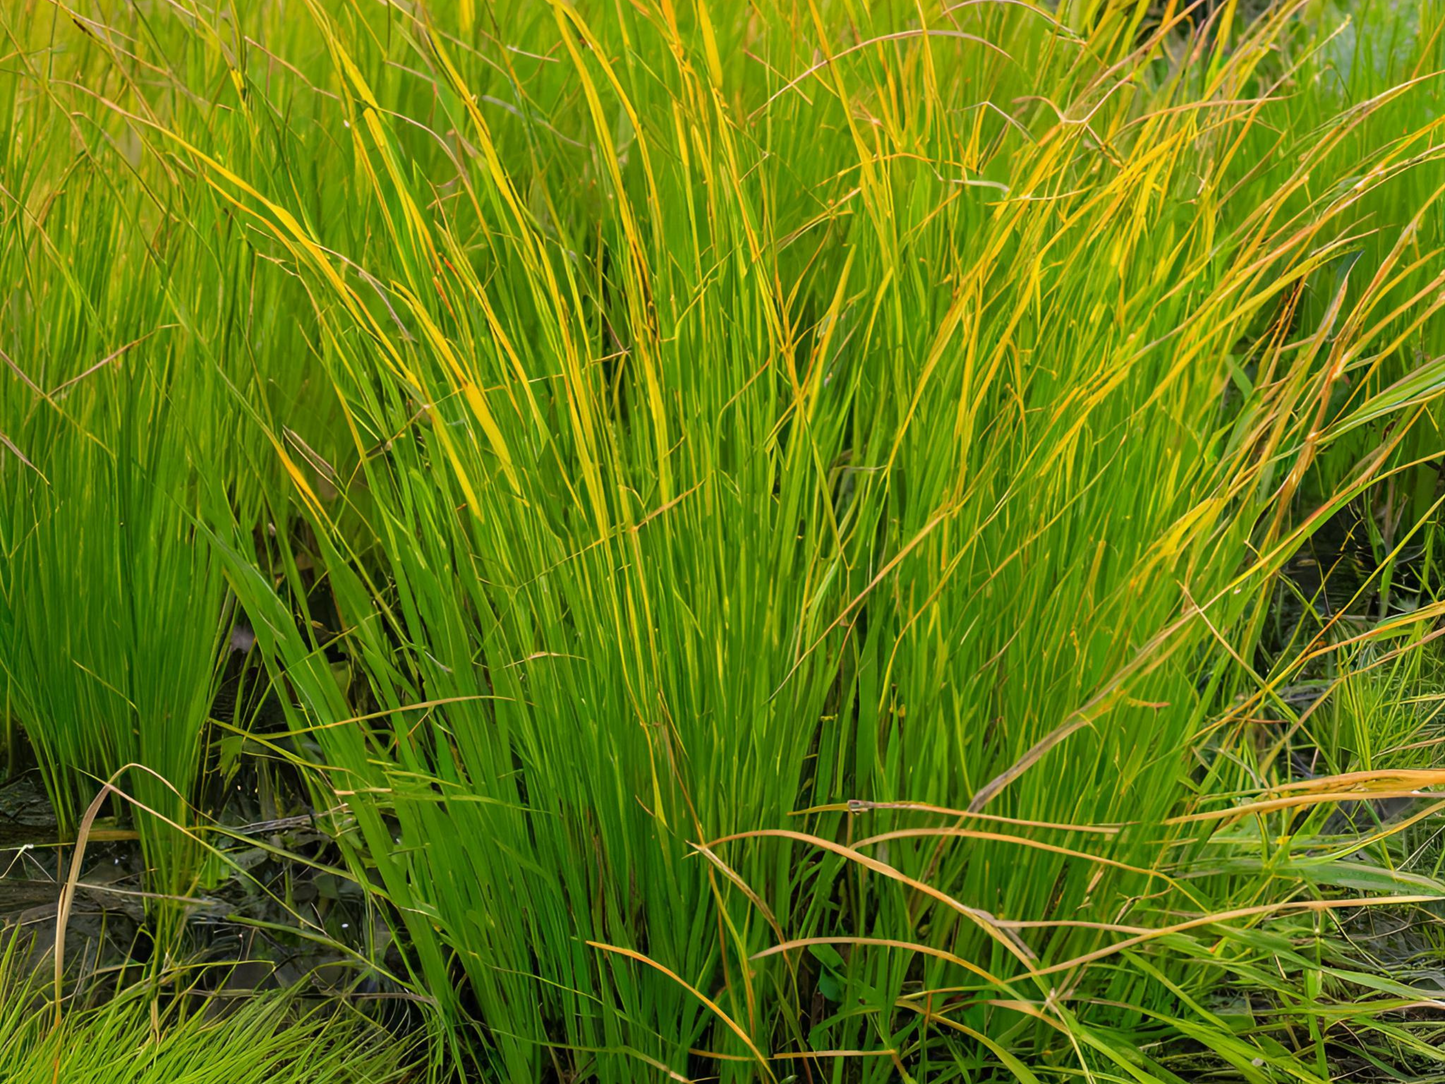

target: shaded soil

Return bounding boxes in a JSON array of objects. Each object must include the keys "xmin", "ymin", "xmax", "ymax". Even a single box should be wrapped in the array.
[{"xmin": 0, "ymin": 762, "xmax": 413, "ymax": 1021}]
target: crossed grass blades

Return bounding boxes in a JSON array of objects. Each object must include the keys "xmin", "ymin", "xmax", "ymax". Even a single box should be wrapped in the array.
[{"xmin": 4, "ymin": 0, "xmax": 1445, "ymax": 1080}]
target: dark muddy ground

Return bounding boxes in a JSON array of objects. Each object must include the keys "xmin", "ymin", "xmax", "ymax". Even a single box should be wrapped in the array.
[{"xmin": 0, "ymin": 758, "xmax": 409, "ymax": 1012}]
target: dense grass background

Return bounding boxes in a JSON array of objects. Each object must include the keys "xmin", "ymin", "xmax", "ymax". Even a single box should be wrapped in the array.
[{"xmin": 4, "ymin": 0, "xmax": 1445, "ymax": 1079}]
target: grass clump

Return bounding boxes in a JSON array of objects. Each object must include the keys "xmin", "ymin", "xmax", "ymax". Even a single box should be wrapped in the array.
[
  {"xmin": 3, "ymin": 0, "xmax": 1445, "ymax": 1080},
  {"xmin": 0, "ymin": 385, "xmax": 226, "ymax": 935},
  {"xmin": 0, "ymin": 939, "xmax": 410, "ymax": 1084}
]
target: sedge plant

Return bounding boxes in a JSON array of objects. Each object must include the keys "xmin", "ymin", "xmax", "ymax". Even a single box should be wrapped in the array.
[{"xmin": 3, "ymin": 0, "xmax": 1445, "ymax": 1080}]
